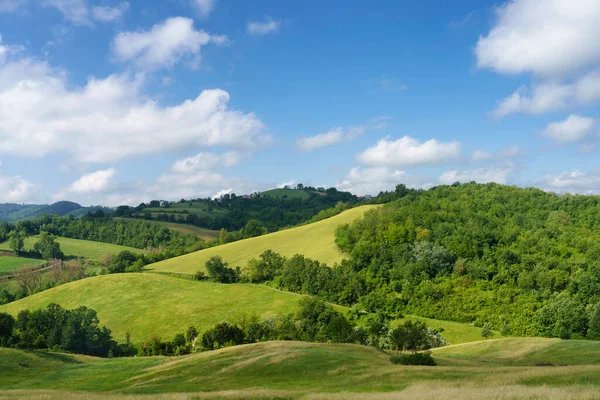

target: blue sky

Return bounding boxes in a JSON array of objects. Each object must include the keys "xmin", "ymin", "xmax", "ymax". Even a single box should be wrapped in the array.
[{"xmin": 0, "ymin": 0, "xmax": 599, "ymax": 205}]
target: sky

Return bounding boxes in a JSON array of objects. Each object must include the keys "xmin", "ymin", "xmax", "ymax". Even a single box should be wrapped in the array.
[{"xmin": 0, "ymin": 0, "xmax": 599, "ymax": 206}]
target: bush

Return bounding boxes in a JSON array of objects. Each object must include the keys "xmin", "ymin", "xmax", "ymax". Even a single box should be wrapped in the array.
[{"xmin": 390, "ymin": 351, "xmax": 436, "ymax": 366}]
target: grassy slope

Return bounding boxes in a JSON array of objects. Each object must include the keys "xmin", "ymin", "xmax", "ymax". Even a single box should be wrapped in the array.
[
  {"xmin": 0, "ymin": 273, "xmax": 311, "ymax": 342},
  {"xmin": 260, "ymin": 188, "xmax": 311, "ymax": 199},
  {"xmin": 0, "ymin": 256, "xmax": 44, "ymax": 273},
  {"xmin": 0, "ymin": 236, "xmax": 146, "ymax": 262},
  {"xmin": 149, "ymin": 205, "xmax": 379, "ymax": 275},
  {"xmin": 114, "ymin": 218, "xmax": 220, "ymax": 240},
  {"xmin": 2, "ymin": 339, "xmax": 600, "ymax": 399},
  {"xmin": 393, "ymin": 315, "xmax": 500, "ymax": 345}
]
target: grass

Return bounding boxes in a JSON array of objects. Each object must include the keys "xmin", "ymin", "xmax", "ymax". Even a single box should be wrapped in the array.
[
  {"xmin": 260, "ymin": 188, "xmax": 311, "ymax": 199},
  {"xmin": 0, "ymin": 236, "xmax": 146, "ymax": 262},
  {"xmin": 148, "ymin": 205, "xmax": 379, "ymax": 275},
  {"xmin": 0, "ymin": 273, "xmax": 314, "ymax": 343},
  {"xmin": 0, "ymin": 256, "xmax": 44, "ymax": 273},
  {"xmin": 2, "ymin": 339, "xmax": 600, "ymax": 399},
  {"xmin": 137, "ymin": 202, "xmax": 228, "ymax": 219},
  {"xmin": 393, "ymin": 315, "xmax": 500, "ymax": 345},
  {"xmin": 114, "ymin": 218, "xmax": 220, "ymax": 240}
]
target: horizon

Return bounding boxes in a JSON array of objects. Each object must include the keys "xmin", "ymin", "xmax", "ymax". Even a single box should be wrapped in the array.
[{"xmin": 0, "ymin": 0, "xmax": 599, "ymax": 206}]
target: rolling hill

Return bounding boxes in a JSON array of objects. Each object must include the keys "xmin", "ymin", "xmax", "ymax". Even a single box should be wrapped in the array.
[
  {"xmin": 0, "ymin": 201, "xmax": 111, "ymax": 222},
  {"xmin": 147, "ymin": 205, "xmax": 379, "ymax": 275},
  {"xmin": 114, "ymin": 218, "xmax": 220, "ymax": 240},
  {"xmin": 2, "ymin": 339, "xmax": 600, "ymax": 399},
  {"xmin": 0, "ymin": 273, "xmax": 312, "ymax": 342},
  {"xmin": 0, "ymin": 236, "xmax": 146, "ymax": 262}
]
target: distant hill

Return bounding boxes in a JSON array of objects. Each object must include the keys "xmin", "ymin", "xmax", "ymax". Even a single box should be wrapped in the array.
[{"xmin": 0, "ymin": 201, "xmax": 111, "ymax": 222}]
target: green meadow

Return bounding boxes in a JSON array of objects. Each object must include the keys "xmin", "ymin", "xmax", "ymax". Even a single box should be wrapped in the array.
[
  {"xmin": 148, "ymin": 205, "xmax": 379, "ymax": 275},
  {"xmin": 114, "ymin": 218, "xmax": 220, "ymax": 240},
  {"xmin": 393, "ymin": 315, "xmax": 500, "ymax": 345},
  {"xmin": 0, "ymin": 256, "xmax": 44, "ymax": 274}
]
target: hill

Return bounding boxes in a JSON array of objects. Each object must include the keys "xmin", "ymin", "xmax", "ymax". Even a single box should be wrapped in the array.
[
  {"xmin": 260, "ymin": 187, "xmax": 312, "ymax": 199},
  {"xmin": 0, "ymin": 236, "xmax": 146, "ymax": 262},
  {"xmin": 0, "ymin": 273, "xmax": 312, "ymax": 342},
  {"xmin": 0, "ymin": 201, "xmax": 111, "ymax": 222},
  {"xmin": 148, "ymin": 205, "xmax": 379, "ymax": 275},
  {"xmin": 114, "ymin": 218, "xmax": 220, "ymax": 240},
  {"xmin": 2, "ymin": 339, "xmax": 600, "ymax": 399}
]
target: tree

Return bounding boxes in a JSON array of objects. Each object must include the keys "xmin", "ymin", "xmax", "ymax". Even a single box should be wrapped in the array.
[
  {"xmin": 8, "ymin": 228, "xmax": 26, "ymax": 255},
  {"xmin": 481, "ymin": 323, "xmax": 494, "ymax": 340},
  {"xmin": 588, "ymin": 303, "xmax": 600, "ymax": 339},
  {"xmin": 242, "ymin": 219, "xmax": 266, "ymax": 238},
  {"xmin": 205, "ymin": 256, "xmax": 239, "ymax": 283},
  {"xmin": 33, "ymin": 231, "xmax": 64, "ymax": 260},
  {"xmin": 402, "ymin": 320, "xmax": 428, "ymax": 353},
  {"xmin": 0, "ymin": 312, "xmax": 15, "ymax": 346},
  {"xmin": 247, "ymin": 249, "xmax": 285, "ymax": 283},
  {"xmin": 388, "ymin": 327, "xmax": 407, "ymax": 355}
]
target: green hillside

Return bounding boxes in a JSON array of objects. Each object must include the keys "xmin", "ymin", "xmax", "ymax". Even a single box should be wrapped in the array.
[
  {"xmin": 2, "ymin": 339, "xmax": 600, "ymax": 399},
  {"xmin": 393, "ymin": 315, "xmax": 499, "ymax": 345},
  {"xmin": 0, "ymin": 201, "xmax": 110, "ymax": 222},
  {"xmin": 0, "ymin": 256, "xmax": 44, "ymax": 273},
  {"xmin": 0, "ymin": 273, "xmax": 311, "ymax": 342},
  {"xmin": 148, "ymin": 205, "xmax": 379, "ymax": 275},
  {"xmin": 114, "ymin": 218, "xmax": 220, "ymax": 240},
  {"xmin": 0, "ymin": 236, "xmax": 146, "ymax": 262},
  {"xmin": 260, "ymin": 188, "xmax": 311, "ymax": 199}
]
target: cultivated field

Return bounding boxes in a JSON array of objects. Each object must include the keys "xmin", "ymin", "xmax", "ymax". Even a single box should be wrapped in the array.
[
  {"xmin": 148, "ymin": 205, "xmax": 380, "ymax": 275},
  {"xmin": 0, "ymin": 273, "xmax": 310, "ymax": 342},
  {"xmin": 0, "ymin": 236, "xmax": 146, "ymax": 262},
  {"xmin": 1, "ymin": 339, "xmax": 600, "ymax": 399},
  {"xmin": 114, "ymin": 218, "xmax": 220, "ymax": 240}
]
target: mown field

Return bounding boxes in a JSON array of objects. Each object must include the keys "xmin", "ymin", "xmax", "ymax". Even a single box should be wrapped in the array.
[
  {"xmin": 0, "ymin": 273, "xmax": 311, "ymax": 342},
  {"xmin": 0, "ymin": 256, "xmax": 44, "ymax": 274},
  {"xmin": 114, "ymin": 218, "xmax": 220, "ymax": 240},
  {"xmin": 148, "ymin": 205, "xmax": 379, "ymax": 275},
  {"xmin": 0, "ymin": 236, "xmax": 146, "ymax": 262},
  {"xmin": 2, "ymin": 339, "xmax": 600, "ymax": 399}
]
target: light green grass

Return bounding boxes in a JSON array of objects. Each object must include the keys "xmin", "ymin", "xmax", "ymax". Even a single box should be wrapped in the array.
[
  {"xmin": 0, "ymin": 256, "xmax": 44, "ymax": 273},
  {"xmin": 0, "ymin": 273, "xmax": 313, "ymax": 343},
  {"xmin": 2, "ymin": 339, "xmax": 600, "ymax": 399},
  {"xmin": 114, "ymin": 218, "xmax": 220, "ymax": 240},
  {"xmin": 0, "ymin": 236, "xmax": 146, "ymax": 262},
  {"xmin": 148, "ymin": 205, "xmax": 379, "ymax": 275},
  {"xmin": 260, "ymin": 188, "xmax": 311, "ymax": 199},
  {"xmin": 393, "ymin": 315, "xmax": 500, "ymax": 345}
]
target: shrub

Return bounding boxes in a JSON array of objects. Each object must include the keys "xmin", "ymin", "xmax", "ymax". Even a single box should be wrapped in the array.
[{"xmin": 390, "ymin": 351, "xmax": 436, "ymax": 366}]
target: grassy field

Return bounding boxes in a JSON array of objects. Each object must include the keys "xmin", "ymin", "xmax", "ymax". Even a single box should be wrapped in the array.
[
  {"xmin": 0, "ymin": 256, "xmax": 44, "ymax": 274},
  {"xmin": 0, "ymin": 236, "xmax": 146, "ymax": 262},
  {"xmin": 393, "ymin": 315, "xmax": 500, "ymax": 345},
  {"xmin": 260, "ymin": 188, "xmax": 311, "ymax": 199},
  {"xmin": 148, "ymin": 205, "xmax": 379, "ymax": 275},
  {"xmin": 0, "ymin": 273, "xmax": 312, "ymax": 343},
  {"xmin": 2, "ymin": 339, "xmax": 600, "ymax": 399},
  {"xmin": 136, "ymin": 202, "xmax": 228, "ymax": 219},
  {"xmin": 114, "ymin": 218, "xmax": 220, "ymax": 240}
]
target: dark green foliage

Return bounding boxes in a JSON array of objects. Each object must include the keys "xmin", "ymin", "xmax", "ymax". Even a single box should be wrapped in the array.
[
  {"xmin": 247, "ymin": 250, "xmax": 285, "ymax": 283},
  {"xmin": 533, "ymin": 294, "xmax": 588, "ymax": 339},
  {"xmin": 33, "ymin": 231, "xmax": 64, "ymax": 260},
  {"xmin": 205, "ymin": 256, "xmax": 240, "ymax": 283},
  {"xmin": 481, "ymin": 323, "xmax": 494, "ymax": 339},
  {"xmin": 200, "ymin": 321, "xmax": 245, "ymax": 351},
  {"xmin": 0, "ymin": 312, "xmax": 15, "ymax": 345},
  {"xmin": 588, "ymin": 303, "xmax": 600, "ymax": 339},
  {"xmin": 242, "ymin": 219, "xmax": 267, "ymax": 238},
  {"xmin": 390, "ymin": 351, "xmax": 436, "ymax": 366},
  {"xmin": 8, "ymin": 228, "xmax": 26, "ymax": 254},
  {"xmin": 107, "ymin": 251, "xmax": 141, "ymax": 273}
]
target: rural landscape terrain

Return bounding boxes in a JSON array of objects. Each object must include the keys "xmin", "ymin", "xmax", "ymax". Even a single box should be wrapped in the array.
[{"xmin": 2, "ymin": 0, "xmax": 600, "ymax": 398}]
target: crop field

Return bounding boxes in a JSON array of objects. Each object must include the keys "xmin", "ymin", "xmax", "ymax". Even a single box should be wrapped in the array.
[
  {"xmin": 1, "ymin": 339, "xmax": 600, "ymax": 399},
  {"xmin": 0, "ymin": 256, "xmax": 44, "ymax": 274},
  {"xmin": 0, "ymin": 273, "xmax": 311, "ymax": 342},
  {"xmin": 0, "ymin": 236, "xmax": 146, "ymax": 262},
  {"xmin": 148, "ymin": 205, "xmax": 380, "ymax": 275},
  {"xmin": 114, "ymin": 218, "xmax": 220, "ymax": 240}
]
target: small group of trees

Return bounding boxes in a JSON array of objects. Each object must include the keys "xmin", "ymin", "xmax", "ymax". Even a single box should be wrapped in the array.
[{"xmin": 7, "ymin": 229, "xmax": 63, "ymax": 260}]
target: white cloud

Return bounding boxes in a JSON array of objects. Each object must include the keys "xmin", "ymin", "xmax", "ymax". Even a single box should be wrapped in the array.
[
  {"xmin": 472, "ymin": 146, "xmax": 519, "ymax": 161},
  {"xmin": 538, "ymin": 170, "xmax": 600, "ymax": 194},
  {"xmin": 0, "ymin": 169, "xmax": 38, "ymax": 202},
  {"xmin": 42, "ymin": 0, "xmax": 91, "ymax": 26},
  {"xmin": 357, "ymin": 136, "xmax": 461, "ymax": 168},
  {"xmin": 92, "ymin": 2, "xmax": 129, "ymax": 22},
  {"xmin": 0, "ymin": 49, "xmax": 269, "ymax": 164},
  {"xmin": 439, "ymin": 164, "xmax": 515, "ymax": 185},
  {"xmin": 171, "ymin": 151, "xmax": 241, "ymax": 173},
  {"xmin": 192, "ymin": 0, "xmax": 214, "ymax": 17},
  {"xmin": 278, "ymin": 180, "xmax": 297, "ymax": 189},
  {"xmin": 113, "ymin": 17, "xmax": 228, "ymax": 70},
  {"xmin": 336, "ymin": 167, "xmax": 431, "ymax": 196},
  {"xmin": 0, "ymin": 0, "xmax": 25, "ymax": 12},
  {"xmin": 296, "ymin": 118, "xmax": 388, "ymax": 151},
  {"xmin": 542, "ymin": 114, "xmax": 596, "ymax": 143},
  {"xmin": 68, "ymin": 168, "xmax": 117, "ymax": 193},
  {"xmin": 248, "ymin": 17, "xmax": 281, "ymax": 35},
  {"xmin": 475, "ymin": 0, "xmax": 600, "ymax": 77},
  {"xmin": 491, "ymin": 73, "xmax": 600, "ymax": 118},
  {"xmin": 378, "ymin": 75, "xmax": 408, "ymax": 92}
]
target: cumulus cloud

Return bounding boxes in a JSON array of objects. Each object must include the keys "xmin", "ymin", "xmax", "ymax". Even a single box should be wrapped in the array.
[
  {"xmin": 475, "ymin": 0, "xmax": 600, "ymax": 77},
  {"xmin": 538, "ymin": 170, "xmax": 600, "ymax": 194},
  {"xmin": 192, "ymin": 0, "xmax": 214, "ymax": 17},
  {"xmin": 542, "ymin": 114, "xmax": 596, "ymax": 144},
  {"xmin": 0, "ymin": 169, "xmax": 38, "ymax": 202},
  {"xmin": 0, "ymin": 48, "xmax": 269, "ymax": 164},
  {"xmin": 113, "ymin": 17, "xmax": 228, "ymax": 70},
  {"xmin": 296, "ymin": 118, "xmax": 389, "ymax": 151},
  {"xmin": 357, "ymin": 136, "xmax": 461, "ymax": 168},
  {"xmin": 247, "ymin": 17, "xmax": 281, "ymax": 35},
  {"xmin": 472, "ymin": 146, "xmax": 519, "ymax": 161},
  {"xmin": 42, "ymin": 0, "xmax": 91, "ymax": 26},
  {"xmin": 0, "ymin": 0, "xmax": 26, "ymax": 12},
  {"xmin": 439, "ymin": 164, "xmax": 515, "ymax": 185},
  {"xmin": 336, "ymin": 167, "xmax": 431, "ymax": 196},
  {"xmin": 170, "ymin": 152, "xmax": 241, "ymax": 173},
  {"xmin": 92, "ymin": 2, "xmax": 129, "ymax": 22},
  {"xmin": 69, "ymin": 168, "xmax": 117, "ymax": 193}
]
